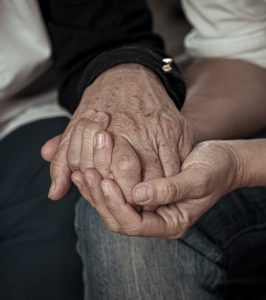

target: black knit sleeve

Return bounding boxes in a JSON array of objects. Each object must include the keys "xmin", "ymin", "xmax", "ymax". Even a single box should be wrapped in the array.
[{"xmin": 39, "ymin": 0, "xmax": 186, "ymax": 113}]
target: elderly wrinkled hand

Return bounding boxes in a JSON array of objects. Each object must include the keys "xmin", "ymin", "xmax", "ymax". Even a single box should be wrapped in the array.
[
  {"xmin": 42, "ymin": 109, "xmax": 142, "ymax": 206},
  {"xmin": 41, "ymin": 64, "xmax": 193, "ymax": 202}
]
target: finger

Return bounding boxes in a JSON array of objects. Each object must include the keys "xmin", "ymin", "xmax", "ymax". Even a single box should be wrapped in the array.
[
  {"xmin": 71, "ymin": 171, "xmax": 94, "ymax": 207},
  {"xmin": 48, "ymin": 135, "xmax": 73, "ymax": 201},
  {"xmin": 133, "ymin": 168, "xmax": 208, "ymax": 206},
  {"xmin": 141, "ymin": 153, "xmax": 164, "ymax": 182},
  {"xmin": 49, "ymin": 110, "xmax": 96, "ymax": 200},
  {"xmin": 101, "ymin": 179, "xmax": 177, "ymax": 237},
  {"xmin": 41, "ymin": 135, "xmax": 62, "ymax": 162},
  {"xmin": 109, "ymin": 136, "xmax": 141, "ymax": 204},
  {"xmin": 101, "ymin": 179, "xmax": 142, "ymax": 233},
  {"xmin": 67, "ymin": 119, "xmax": 87, "ymax": 170},
  {"xmin": 83, "ymin": 168, "xmax": 121, "ymax": 231},
  {"xmin": 138, "ymin": 153, "xmax": 164, "ymax": 211},
  {"xmin": 158, "ymin": 141, "xmax": 180, "ymax": 177},
  {"xmin": 80, "ymin": 112, "xmax": 110, "ymax": 171},
  {"xmin": 66, "ymin": 110, "xmax": 97, "ymax": 170},
  {"xmin": 93, "ymin": 131, "xmax": 113, "ymax": 178}
]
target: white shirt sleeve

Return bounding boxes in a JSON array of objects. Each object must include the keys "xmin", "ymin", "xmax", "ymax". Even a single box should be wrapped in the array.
[{"xmin": 181, "ymin": 0, "xmax": 266, "ymax": 68}]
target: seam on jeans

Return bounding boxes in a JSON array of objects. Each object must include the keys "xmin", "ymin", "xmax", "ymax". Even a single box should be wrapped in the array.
[
  {"xmin": 181, "ymin": 227, "xmax": 224, "ymax": 263},
  {"xmin": 180, "ymin": 237, "xmax": 223, "ymax": 264},
  {"xmin": 221, "ymin": 222, "xmax": 266, "ymax": 250},
  {"xmin": 130, "ymin": 239, "xmax": 141, "ymax": 299},
  {"xmin": 178, "ymin": 238, "xmax": 227, "ymax": 292}
]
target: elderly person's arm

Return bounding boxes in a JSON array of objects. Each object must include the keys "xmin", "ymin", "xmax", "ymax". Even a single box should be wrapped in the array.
[{"xmin": 39, "ymin": 0, "xmax": 192, "ymax": 202}]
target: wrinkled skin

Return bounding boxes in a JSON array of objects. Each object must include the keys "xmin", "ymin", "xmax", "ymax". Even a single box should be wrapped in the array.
[{"xmin": 43, "ymin": 64, "xmax": 194, "ymax": 206}]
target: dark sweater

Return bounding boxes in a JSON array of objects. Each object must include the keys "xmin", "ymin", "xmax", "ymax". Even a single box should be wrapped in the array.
[{"xmin": 39, "ymin": 0, "xmax": 186, "ymax": 113}]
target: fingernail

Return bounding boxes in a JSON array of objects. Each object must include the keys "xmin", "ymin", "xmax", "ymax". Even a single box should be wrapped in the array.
[
  {"xmin": 135, "ymin": 185, "xmax": 153, "ymax": 203},
  {"xmin": 94, "ymin": 133, "xmax": 106, "ymax": 149},
  {"xmin": 48, "ymin": 181, "xmax": 56, "ymax": 198},
  {"xmin": 101, "ymin": 181, "xmax": 111, "ymax": 196}
]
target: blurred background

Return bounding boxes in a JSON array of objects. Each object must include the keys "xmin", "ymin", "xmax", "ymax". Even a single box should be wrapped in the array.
[{"xmin": 147, "ymin": 0, "xmax": 191, "ymax": 57}]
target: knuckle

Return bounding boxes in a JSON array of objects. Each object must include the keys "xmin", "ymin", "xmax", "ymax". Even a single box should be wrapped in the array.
[
  {"xmin": 84, "ymin": 168, "xmax": 98, "ymax": 185},
  {"xmin": 94, "ymin": 111, "xmax": 109, "ymax": 122},
  {"xmin": 67, "ymin": 156, "xmax": 80, "ymax": 171},
  {"xmin": 79, "ymin": 161, "xmax": 93, "ymax": 172},
  {"xmin": 66, "ymin": 152, "xmax": 80, "ymax": 170},
  {"xmin": 118, "ymin": 155, "xmax": 140, "ymax": 172},
  {"xmin": 106, "ymin": 223, "xmax": 121, "ymax": 233},
  {"xmin": 68, "ymin": 160, "xmax": 80, "ymax": 171},
  {"xmin": 161, "ymin": 180, "xmax": 177, "ymax": 203},
  {"xmin": 162, "ymin": 206, "xmax": 191, "ymax": 234},
  {"xmin": 178, "ymin": 211, "xmax": 192, "ymax": 232},
  {"xmin": 123, "ymin": 225, "xmax": 140, "ymax": 236},
  {"xmin": 76, "ymin": 118, "xmax": 88, "ymax": 129},
  {"xmin": 83, "ymin": 122, "xmax": 102, "ymax": 135}
]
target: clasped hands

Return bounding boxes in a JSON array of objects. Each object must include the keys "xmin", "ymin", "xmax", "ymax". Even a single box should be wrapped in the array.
[{"xmin": 41, "ymin": 65, "xmax": 243, "ymax": 239}]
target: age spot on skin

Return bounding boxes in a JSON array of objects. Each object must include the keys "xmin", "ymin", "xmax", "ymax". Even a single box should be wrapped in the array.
[{"xmin": 144, "ymin": 112, "xmax": 153, "ymax": 117}]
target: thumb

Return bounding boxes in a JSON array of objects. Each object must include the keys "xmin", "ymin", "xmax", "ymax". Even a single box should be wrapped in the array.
[
  {"xmin": 132, "ymin": 168, "xmax": 209, "ymax": 206},
  {"xmin": 41, "ymin": 135, "xmax": 62, "ymax": 162}
]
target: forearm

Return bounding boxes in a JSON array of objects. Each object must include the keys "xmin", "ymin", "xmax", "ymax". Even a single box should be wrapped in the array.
[
  {"xmin": 182, "ymin": 59, "xmax": 266, "ymax": 144},
  {"xmin": 220, "ymin": 139, "xmax": 266, "ymax": 188}
]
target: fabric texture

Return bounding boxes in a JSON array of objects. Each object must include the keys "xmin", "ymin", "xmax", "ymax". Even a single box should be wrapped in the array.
[
  {"xmin": 78, "ymin": 47, "xmax": 186, "ymax": 110},
  {"xmin": 0, "ymin": 118, "xmax": 83, "ymax": 300},
  {"xmin": 76, "ymin": 184, "xmax": 266, "ymax": 299},
  {"xmin": 39, "ymin": 0, "xmax": 186, "ymax": 113},
  {"xmin": 76, "ymin": 197, "xmax": 225, "ymax": 300},
  {"xmin": 181, "ymin": 0, "xmax": 266, "ymax": 68},
  {"xmin": 0, "ymin": 0, "xmax": 68, "ymax": 140}
]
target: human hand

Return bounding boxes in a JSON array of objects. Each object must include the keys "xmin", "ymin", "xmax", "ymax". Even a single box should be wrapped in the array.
[
  {"xmin": 42, "ymin": 110, "xmax": 142, "ymax": 204},
  {"xmin": 129, "ymin": 140, "xmax": 245, "ymax": 237},
  {"xmin": 72, "ymin": 139, "xmax": 244, "ymax": 238},
  {"xmin": 43, "ymin": 64, "xmax": 194, "ymax": 202},
  {"xmin": 41, "ymin": 110, "xmax": 111, "ymax": 197}
]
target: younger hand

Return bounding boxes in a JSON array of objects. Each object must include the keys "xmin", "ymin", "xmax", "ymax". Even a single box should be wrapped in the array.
[{"xmin": 73, "ymin": 140, "xmax": 243, "ymax": 238}]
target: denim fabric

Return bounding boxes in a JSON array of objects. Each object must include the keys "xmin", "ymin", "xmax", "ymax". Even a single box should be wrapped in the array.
[
  {"xmin": 0, "ymin": 118, "xmax": 83, "ymax": 300},
  {"xmin": 76, "ymin": 185, "xmax": 266, "ymax": 300},
  {"xmin": 197, "ymin": 187, "xmax": 266, "ymax": 300}
]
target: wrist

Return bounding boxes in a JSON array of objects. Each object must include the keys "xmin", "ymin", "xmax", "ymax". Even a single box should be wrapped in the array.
[
  {"xmin": 219, "ymin": 140, "xmax": 251, "ymax": 189},
  {"xmin": 78, "ymin": 47, "xmax": 186, "ymax": 112},
  {"xmin": 81, "ymin": 63, "xmax": 183, "ymax": 117},
  {"xmin": 93, "ymin": 63, "xmax": 162, "ymax": 86},
  {"xmin": 183, "ymin": 114, "xmax": 209, "ymax": 146}
]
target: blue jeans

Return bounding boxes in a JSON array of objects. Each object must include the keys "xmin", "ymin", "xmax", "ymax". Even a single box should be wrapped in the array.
[{"xmin": 76, "ymin": 187, "xmax": 266, "ymax": 300}]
